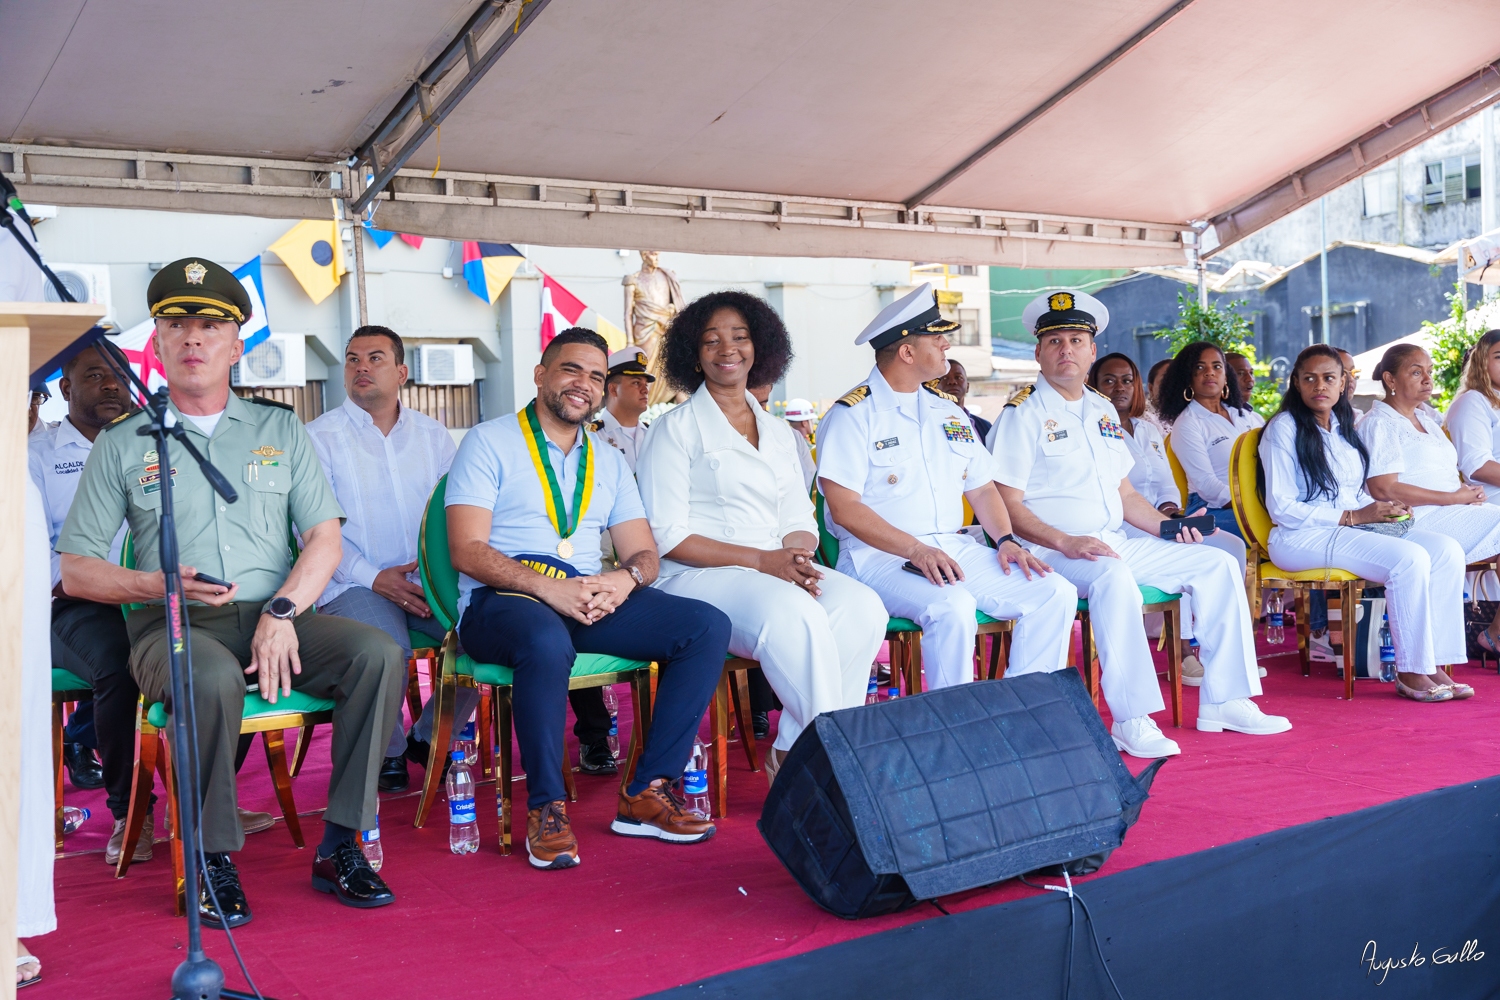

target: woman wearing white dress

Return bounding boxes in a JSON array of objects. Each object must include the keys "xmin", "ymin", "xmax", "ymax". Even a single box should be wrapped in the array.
[
  {"xmin": 1089, "ymin": 352, "xmax": 1250, "ymax": 687},
  {"xmin": 1260, "ymin": 345, "xmax": 1470, "ymax": 703},
  {"xmin": 1445, "ymin": 328, "xmax": 1500, "ymax": 511},
  {"xmin": 637, "ymin": 291, "xmax": 887, "ymax": 781},
  {"xmin": 1158, "ymin": 341, "xmax": 1263, "ymax": 540},
  {"xmin": 1359, "ymin": 342, "xmax": 1500, "ymax": 653}
]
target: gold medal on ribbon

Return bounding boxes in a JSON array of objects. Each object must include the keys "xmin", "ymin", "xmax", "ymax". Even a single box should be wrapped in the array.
[
  {"xmin": 518, "ymin": 401, "xmax": 594, "ymax": 561},
  {"xmin": 557, "ymin": 539, "xmax": 574, "ymax": 559}
]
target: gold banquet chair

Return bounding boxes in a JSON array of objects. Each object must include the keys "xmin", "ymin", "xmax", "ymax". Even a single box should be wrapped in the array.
[
  {"xmin": 1163, "ymin": 433, "xmax": 1190, "ymax": 509},
  {"xmin": 1228, "ymin": 429, "xmax": 1367, "ymax": 699}
]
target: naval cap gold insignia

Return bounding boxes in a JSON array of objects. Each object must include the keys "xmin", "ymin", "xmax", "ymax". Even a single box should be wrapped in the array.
[
  {"xmin": 1047, "ymin": 292, "xmax": 1074, "ymax": 312},
  {"xmin": 184, "ymin": 261, "xmax": 208, "ymax": 285}
]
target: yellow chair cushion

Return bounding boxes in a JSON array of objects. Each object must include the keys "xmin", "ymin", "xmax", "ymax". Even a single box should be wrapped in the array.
[{"xmin": 1258, "ymin": 563, "xmax": 1360, "ymax": 584}]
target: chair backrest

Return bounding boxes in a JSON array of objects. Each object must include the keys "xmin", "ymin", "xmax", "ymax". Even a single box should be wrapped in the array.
[
  {"xmin": 1163, "ymin": 432, "xmax": 1189, "ymax": 508},
  {"xmin": 418, "ymin": 475, "xmax": 460, "ymax": 634},
  {"xmin": 1227, "ymin": 427, "xmax": 1271, "ymax": 556},
  {"xmin": 811, "ymin": 488, "xmax": 840, "ymax": 569}
]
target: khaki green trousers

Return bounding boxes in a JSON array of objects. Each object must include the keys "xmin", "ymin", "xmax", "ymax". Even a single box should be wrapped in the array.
[{"xmin": 127, "ymin": 604, "xmax": 404, "ymax": 853}]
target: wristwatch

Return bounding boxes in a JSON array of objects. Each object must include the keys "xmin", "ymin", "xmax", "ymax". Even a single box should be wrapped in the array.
[
  {"xmin": 625, "ymin": 565, "xmax": 647, "ymax": 589},
  {"xmin": 994, "ymin": 533, "xmax": 1019, "ymax": 548},
  {"xmin": 262, "ymin": 596, "xmax": 297, "ymax": 620}
]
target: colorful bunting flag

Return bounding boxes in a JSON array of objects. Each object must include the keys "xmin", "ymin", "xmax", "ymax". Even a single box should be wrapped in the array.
[
  {"xmin": 267, "ymin": 220, "xmax": 345, "ymax": 304},
  {"xmin": 363, "ymin": 223, "xmax": 395, "ymax": 249},
  {"xmin": 538, "ymin": 271, "xmax": 628, "ymax": 351},
  {"xmin": 399, "ymin": 234, "xmax": 425, "ymax": 250},
  {"xmin": 462, "ymin": 241, "xmax": 524, "ymax": 304}
]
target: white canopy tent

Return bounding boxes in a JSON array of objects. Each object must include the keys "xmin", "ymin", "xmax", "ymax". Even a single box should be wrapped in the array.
[{"xmin": 5, "ymin": 0, "xmax": 1500, "ymax": 267}]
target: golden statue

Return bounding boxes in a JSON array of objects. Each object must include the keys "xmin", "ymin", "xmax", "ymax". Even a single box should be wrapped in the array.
[{"xmin": 623, "ymin": 250, "xmax": 684, "ymax": 404}]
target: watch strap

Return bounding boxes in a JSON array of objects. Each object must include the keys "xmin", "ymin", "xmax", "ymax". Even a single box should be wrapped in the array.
[{"xmin": 995, "ymin": 533, "xmax": 1019, "ymax": 548}]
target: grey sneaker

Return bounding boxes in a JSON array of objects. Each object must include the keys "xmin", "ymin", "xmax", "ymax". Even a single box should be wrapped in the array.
[{"xmin": 105, "ymin": 812, "xmax": 153, "ymax": 865}]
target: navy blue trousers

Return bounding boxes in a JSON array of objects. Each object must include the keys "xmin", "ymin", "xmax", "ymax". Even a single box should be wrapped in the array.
[{"xmin": 459, "ymin": 585, "xmax": 730, "ymax": 809}]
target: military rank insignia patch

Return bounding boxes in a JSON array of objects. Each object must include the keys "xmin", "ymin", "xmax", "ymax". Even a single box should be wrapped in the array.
[
  {"xmin": 1098, "ymin": 416, "xmax": 1125, "ymax": 440},
  {"xmin": 942, "ymin": 420, "xmax": 974, "ymax": 443}
]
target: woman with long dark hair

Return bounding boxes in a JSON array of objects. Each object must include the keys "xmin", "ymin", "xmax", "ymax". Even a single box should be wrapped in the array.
[
  {"xmin": 1088, "ymin": 352, "xmax": 1249, "ymax": 688},
  {"xmin": 636, "ymin": 291, "xmax": 887, "ymax": 781},
  {"xmin": 1259, "ymin": 345, "xmax": 1469, "ymax": 702},
  {"xmin": 1445, "ymin": 328, "xmax": 1500, "ymax": 511},
  {"xmin": 1158, "ymin": 341, "xmax": 1262, "ymax": 540}
]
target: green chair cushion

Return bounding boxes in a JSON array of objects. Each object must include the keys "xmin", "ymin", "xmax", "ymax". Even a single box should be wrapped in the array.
[
  {"xmin": 146, "ymin": 689, "xmax": 337, "ymax": 729},
  {"xmin": 408, "ymin": 630, "xmax": 442, "ymax": 652},
  {"xmin": 1077, "ymin": 584, "xmax": 1181, "ymax": 612},
  {"xmin": 465, "ymin": 652, "xmax": 650, "ymax": 689},
  {"xmin": 886, "ymin": 609, "xmax": 1005, "ymax": 636},
  {"xmin": 52, "ymin": 668, "xmax": 89, "ymax": 692}
]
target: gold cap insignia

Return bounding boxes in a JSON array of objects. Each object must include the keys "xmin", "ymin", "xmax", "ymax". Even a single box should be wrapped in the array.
[
  {"xmin": 249, "ymin": 445, "xmax": 284, "ymax": 458},
  {"xmin": 184, "ymin": 261, "xmax": 208, "ymax": 285},
  {"xmin": 1048, "ymin": 292, "xmax": 1074, "ymax": 312},
  {"xmin": 634, "ymin": 351, "xmax": 646, "ymax": 366}
]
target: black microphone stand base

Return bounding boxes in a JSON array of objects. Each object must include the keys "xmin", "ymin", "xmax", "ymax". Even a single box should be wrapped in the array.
[{"xmin": 172, "ymin": 953, "xmax": 224, "ymax": 1000}]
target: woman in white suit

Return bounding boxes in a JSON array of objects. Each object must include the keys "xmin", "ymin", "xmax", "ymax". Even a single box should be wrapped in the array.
[
  {"xmin": 1445, "ymin": 328, "xmax": 1500, "ymax": 510},
  {"xmin": 637, "ymin": 291, "xmax": 887, "ymax": 781},
  {"xmin": 1260, "ymin": 345, "xmax": 1470, "ymax": 703}
]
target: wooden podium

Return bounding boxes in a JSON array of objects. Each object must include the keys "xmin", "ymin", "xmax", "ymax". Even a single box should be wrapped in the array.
[{"xmin": 0, "ymin": 302, "xmax": 105, "ymax": 1000}]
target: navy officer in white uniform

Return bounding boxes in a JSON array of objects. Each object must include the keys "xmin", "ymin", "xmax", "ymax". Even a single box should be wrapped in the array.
[
  {"xmin": 816, "ymin": 284, "xmax": 1076, "ymax": 690},
  {"xmin": 988, "ymin": 291, "xmax": 1290, "ymax": 757}
]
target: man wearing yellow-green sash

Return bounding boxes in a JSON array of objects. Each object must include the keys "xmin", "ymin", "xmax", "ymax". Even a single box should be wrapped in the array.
[{"xmin": 446, "ymin": 328, "xmax": 730, "ymax": 870}]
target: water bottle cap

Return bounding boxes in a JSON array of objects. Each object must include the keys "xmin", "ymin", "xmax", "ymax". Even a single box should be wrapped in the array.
[{"xmin": 451, "ymin": 751, "xmax": 463, "ymax": 762}]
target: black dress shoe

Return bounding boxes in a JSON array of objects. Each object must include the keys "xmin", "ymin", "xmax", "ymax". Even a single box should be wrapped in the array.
[
  {"xmin": 63, "ymin": 743, "xmax": 105, "ymax": 790},
  {"xmin": 577, "ymin": 739, "xmax": 617, "ymax": 775},
  {"xmin": 378, "ymin": 755, "xmax": 409, "ymax": 792},
  {"xmin": 312, "ymin": 842, "xmax": 395, "ymax": 909},
  {"xmin": 405, "ymin": 733, "xmax": 451, "ymax": 781},
  {"xmin": 752, "ymin": 711, "xmax": 770, "ymax": 741},
  {"xmin": 199, "ymin": 853, "xmax": 252, "ymax": 929}
]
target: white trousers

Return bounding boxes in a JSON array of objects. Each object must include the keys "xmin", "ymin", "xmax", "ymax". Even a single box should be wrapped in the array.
[
  {"xmin": 654, "ymin": 565, "xmax": 886, "ymax": 752},
  {"xmin": 1129, "ymin": 524, "xmax": 1246, "ymax": 640},
  {"xmin": 1268, "ymin": 526, "xmax": 1465, "ymax": 675},
  {"xmin": 1036, "ymin": 533, "xmax": 1260, "ymax": 721},
  {"xmin": 20, "ymin": 478, "xmax": 55, "ymax": 936},
  {"xmin": 842, "ymin": 533, "xmax": 1076, "ymax": 690}
]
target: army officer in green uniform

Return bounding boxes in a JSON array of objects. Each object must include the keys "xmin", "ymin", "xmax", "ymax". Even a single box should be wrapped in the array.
[{"xmin": 58, "ymin": 258, "xmax": 404, "ymax": 928}]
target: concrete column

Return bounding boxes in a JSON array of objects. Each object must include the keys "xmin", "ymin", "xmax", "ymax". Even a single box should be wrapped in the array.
[{"xmin": 488, "ymin": 271, "xmax": 542, "ymax": 418}]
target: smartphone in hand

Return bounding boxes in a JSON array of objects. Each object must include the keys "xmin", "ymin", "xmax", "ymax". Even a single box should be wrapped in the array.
[
  {"xmin": 1159, "ymin": 514, "xmax": 1216, "ymax": 540},
  {"xmin": 191, "ymin": 570, "xmax": 233, "ymax": 589}
]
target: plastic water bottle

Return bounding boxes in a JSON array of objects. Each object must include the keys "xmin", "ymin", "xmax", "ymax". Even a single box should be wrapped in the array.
[
  {"xmin": 456, "ymin": 718, "xmax": 478, "ymax": 767},
  {"xmin": 361, "ymin": 810, "xmax": 383, "ymax": 872},
  {"xmin": 1379, "ymin": 614, "xmax": 1396, "ymax": 683},
  {"xmin": 1266, "ymin": 590, "xmax": 1284, "ymax": 645},
  {"xmin": 603, "ymin": 686, "xmax": 620, "ymax": 759},
  {"xmin": 446, "ymin": 752, "xmax": 479, "ymax": 854},
  {"xmin": 885, "ymin": 684, "xmax": 900, "ymax": 702},
  {"xmin": 680, "ymin": 739, "xmax": 710, "ymax": 818},
  {"xmin": 865, "ymin": 677, "xmax": 880, "ymax": 705},
  {"xmin": 62, "ymin": 806, "xmax": 90, "ymax": 835}
]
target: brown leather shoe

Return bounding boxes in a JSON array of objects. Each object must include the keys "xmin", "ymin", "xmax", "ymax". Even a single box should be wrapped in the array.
[
  {"xmin": 526, "ymin": 800, "xmax": 579, "ymax": 870},
  {"xmin": 239, "ymin": 808, "xmax": 276, "ymax": 835},
  {"xmin": 610, "ymin": 779, "xmax": 716, "ymax": 844},
  {"xmin": 105, "ymin": 812, "xmax": 153, "ymax": 865}
]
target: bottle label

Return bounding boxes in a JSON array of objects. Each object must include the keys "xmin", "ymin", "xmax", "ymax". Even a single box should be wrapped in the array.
[
  {"xmin": 608, "ymin": 718, "xmax": 618, "ymax": 737},
  {"xmin": 1379, "ymin": 645, "xmax": 1395, "ymax": 663},
  {"xmin": 682, "ymin": 768, "xmax": 709, "ymax": 796},
  {"xmin": 1268, "ymin": 613, "xmax": 1284, "ymax": 627},
  {"xmin": 449, "ymin": 796, "xmax": 476, "ymax": 824},
  {"xmin": 362, "ymin": 827, "xmax": 380, "ymax": 843}
]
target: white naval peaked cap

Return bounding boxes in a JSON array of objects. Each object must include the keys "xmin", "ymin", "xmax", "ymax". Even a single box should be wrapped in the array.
[
  {"xmin": 606, "ymin": 347, "xmax": 655, "ymax": 381},
  {"xmin": 783, "ymin": 398, "xmax": 817, "ymax": 421},
  {"xmin": 854, "ymin": 282, "xmax": 961, "ymax": 351},
  {"xmin": 1021, "ymin": 289, "xmax": 1109, "ymax": 337}
]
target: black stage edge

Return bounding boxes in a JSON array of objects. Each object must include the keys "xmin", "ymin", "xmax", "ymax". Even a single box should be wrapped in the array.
[{"xmin": 652, "ymin": 775, "xmax": 1500, "ymax": 999}]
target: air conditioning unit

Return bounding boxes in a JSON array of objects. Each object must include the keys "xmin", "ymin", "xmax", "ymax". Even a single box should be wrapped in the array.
[
  {"xmin": 232, "ymin": 333, "xmax": 306, "ymax": 387},
  {"xmin": 43, "ymin": 263, "xmax": 113, "ymax": 323},
  {"xmin": 412, "ymin": 344, "xmax": 475, "ymax": 385}
]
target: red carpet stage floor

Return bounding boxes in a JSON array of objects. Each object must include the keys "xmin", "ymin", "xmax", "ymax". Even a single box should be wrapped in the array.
[{"xmin": 38, "ymin": 638, "xmax": 1500, "ymax": 998}]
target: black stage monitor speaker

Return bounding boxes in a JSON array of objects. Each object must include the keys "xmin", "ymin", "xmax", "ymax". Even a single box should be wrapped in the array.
[{"xmin": 759, "ymin": 669, "xmax": 1163, "ymax": 919}]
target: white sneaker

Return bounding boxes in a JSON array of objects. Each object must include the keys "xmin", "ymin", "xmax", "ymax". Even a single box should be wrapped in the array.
[
  {"xmin": 1180, "ymin": 654, "xmax": 1204, "ymax": 687},
  {"xmin": 1197, "ymin": 698, "xmax": 1292, "ymax": 735},
  {"xmin": 1111, "ymin": 716, "xmax": 1181, "ymax": 758},
  {"xmin": 1308, "ymin": 632, "xmax": 1337, "ymax": 663}
]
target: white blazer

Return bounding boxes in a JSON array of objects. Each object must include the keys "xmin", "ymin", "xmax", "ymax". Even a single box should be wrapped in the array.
[
  {"xmin": 636, "ymin": 383, "xmax": 817, "ymax": 579},
  {"xmin": 1444, "ymin": 388, "xmax": 1500, "ymax": 507}
]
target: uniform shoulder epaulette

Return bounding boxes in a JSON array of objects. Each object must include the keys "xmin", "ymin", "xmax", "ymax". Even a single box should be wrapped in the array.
[
  {"xmin": 1086, "ymin": 385, "xmax": 1112, "ymax": 401},
  {"xmin": 835, "ymin": 385, "xmax": 871, "ymax": 407},
  {"xmin": 586, "ymin": 419, "xmax": 604, "ymax": 432},
  {"xmin": 102, "ymin": 409, "xmax": 139, "ymax": 431},
  {"xmin": 246, "ymin": 395, "xmax": 296, "ymax": 412},
  {"xmin": 921, "ymin": 379, "xmax": 959, "ymax": 404},
  {"xmin": 1004, "ymin": 384, "xmax": 1035, "ymax": 408}
]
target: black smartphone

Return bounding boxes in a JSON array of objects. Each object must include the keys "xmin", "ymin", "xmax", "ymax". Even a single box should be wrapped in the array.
[
  {"xmin": 901, "ymin": 561, "xmax": 926, "ymax": 576},
  {"xmin": 1159, "ymin": 514, "xmax": 1217, "ymax": 539},
  {"xmin": 191, "ymin": 571, "xmax": 234, "ymax": 590}
]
